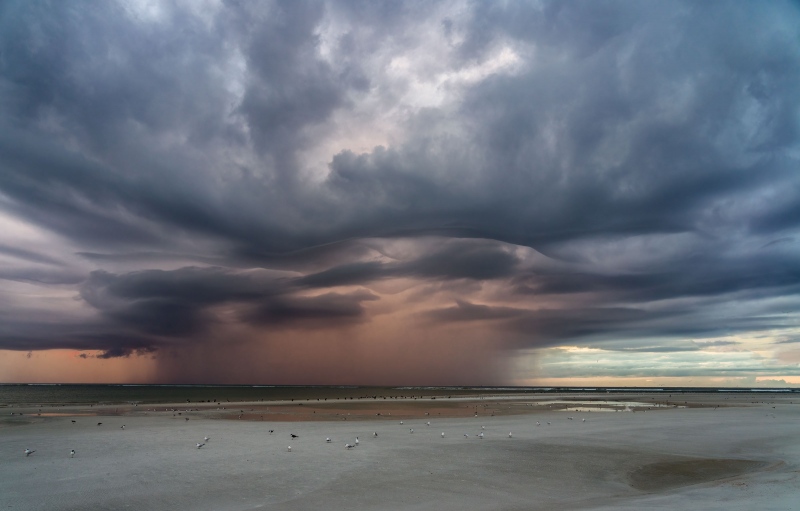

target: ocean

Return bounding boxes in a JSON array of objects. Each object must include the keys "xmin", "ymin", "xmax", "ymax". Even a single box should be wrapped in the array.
[{"xmin": 0, "ymin": 384, "xmax": 796, "ymax": 406}]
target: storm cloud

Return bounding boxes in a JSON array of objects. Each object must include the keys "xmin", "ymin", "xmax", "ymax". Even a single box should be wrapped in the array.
[{"xmin": 1, "ymin": 0, "xmax": 799, "ymax": 384}]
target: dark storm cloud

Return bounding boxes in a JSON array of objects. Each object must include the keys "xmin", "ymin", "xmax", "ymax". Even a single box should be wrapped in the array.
[
  {"xmin": 297, "ymin": 239, "xmax": 520, "ymax": 287},
  {"xmin": 0, "ymin": 0, "xmax": 799, "ymax": 370},
  {"xmin": 241, "ymin": 290, "xmax": 378, "ymax": 327}
]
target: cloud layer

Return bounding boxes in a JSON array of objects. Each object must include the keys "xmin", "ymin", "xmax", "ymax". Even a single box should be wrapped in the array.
[{"xmin": 1, "ymin": 0, "xmax": 799, "ymax": 384}]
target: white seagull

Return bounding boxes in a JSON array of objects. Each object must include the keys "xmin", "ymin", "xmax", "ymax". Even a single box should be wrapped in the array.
[
  {"xmin": 478, "ymin": 432, "xmax": 484, "ymax": 439},
  {"xmin": 70, "ymin": 449, "xmax": 75, "ymax": 458},
  {"xmin": 426, "ymin": 421, "xmax": 431, "ymax": 426},
  {"xmin": 204, "ymin": 436, "xmax": 210, "ymax": 442},
  {"xmin": 345, "ymin": 443, "xmax": 354, "ymax": 449},
  {"xmin": 373, "ymin": 432, "xmax": 378, "ymax": 438},
  {"xmin": 287, "ymin": 446, "xmax": 292, "ymax": 452},
  {"xmin": 196, "ymin": 442, "xmax": 205, "ymax": 449},
  {"xmin": 355, "ymin": 437, "xmax": 359, "ymax": 446},
  {"xmin": 508, "ymin": 432, "xmax": 513, "ymax": 438},
  {"xmin": 409, "ymin": 428, "xmax": 414, "ymax": 434},
  {"xmin": 24, "ymin": 449, "xmax": 35, "ymax": 456},
  {"xmin": 441, "ymin": 432, "xmax": 445, "ymax": 438},
  {"xmin": 326, "ymin": 437, "xmax": 332, "ymax": 443}
]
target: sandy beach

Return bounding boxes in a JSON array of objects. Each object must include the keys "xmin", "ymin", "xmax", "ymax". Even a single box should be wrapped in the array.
[{"xmin": 1, "ymin": 392, "xmax": 798, "ymax": 510}]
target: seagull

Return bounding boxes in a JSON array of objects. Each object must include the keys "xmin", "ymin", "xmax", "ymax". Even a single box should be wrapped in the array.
[
  {"xmin": 290, "ymin": 434, "xmax": 299, "ymax": 439},
  {"xmin": 269, "ymin": 430, "xmax": 274, "ymax": 434},
  {"xmin": 121, "ymin": 425, "xmax": 126, "ymax": 429},
  {"xmin": 400, "ymin": 421, "xmax": 404, "ymax": 425},
  {"xmin": 70, "ymin": 449, "xmax": 75, "ymax": 458},
  {"xmin": 479, "ymin": 432, "xmax": 484, "ymax": 439},
  {"xmin": 373, "ymin": 432, "xmax": 377, "ymax": 438},
  {"xmin": 464, "ymin": 433, "xmax": 469, "ymax": 438},
  {"xmin": 345, "ymin": 443, "xmax": 354, "ymax": 449},
  {"xmin": 508, "ymin": 432, "xmax": 513, "ymax": 438},
  {"xmin": 426, "ymin": 421, "xmax": 431, "ymax": 426},
  {"xmin": 196, "ymin": 442, "xmax": 205, "ymax": 449},
  {"xmin": 582, "ymin": 419, "xmax": 586, "ymax": 422},
  {"xmin": 24, "ymin": 449, "xmax": 35, "ymax": 456},
  {"xmin": 536, "ymin": 421, "xmax": 540, "ymax": 426},
  {"xmin": 481, "ymin": 425, "xmax": 485, "ymax": 430},
  {"xmin": 355, "ymin": 437, "xmax": 359, "ymax": 446},
  {"xmin": 409, "ymin": 428, "xmax": 414, "ymax": 433},
  {"xmin": 71, "ymin": 420, "xmax": 76, "ymax": 423},
  {"xmin": 441, "ymin": 432, "xmax": 445, "ymax": 438},
  {"xmin": 326, "ymin": 437, "xmax": 332, "ymax": 443},
  {"xmin": 204, "ymin": 436, "xmax": 210, "ymax": 442},
  {"xmin": 287, "ymin": 446, "xmax": 292, "ymax": 452},
  {"xmin": 97, "ymin": 423, "xmax": 102, "ymax": 426}
]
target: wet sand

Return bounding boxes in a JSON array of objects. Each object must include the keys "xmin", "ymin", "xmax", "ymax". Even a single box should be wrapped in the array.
[{"xmin": 1, "ymin": 392, "xmax": 798, "ymax": 510}]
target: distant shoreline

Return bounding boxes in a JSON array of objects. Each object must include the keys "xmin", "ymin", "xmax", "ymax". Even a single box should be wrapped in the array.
[{"xmin": 1, "ymin": 383, "xmax": 797, "ymax": 408}]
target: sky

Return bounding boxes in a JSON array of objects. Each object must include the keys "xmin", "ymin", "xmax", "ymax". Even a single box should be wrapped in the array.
[{"xmin": 1, "ymin": 0, "xmax": 799, "ymax": 386}]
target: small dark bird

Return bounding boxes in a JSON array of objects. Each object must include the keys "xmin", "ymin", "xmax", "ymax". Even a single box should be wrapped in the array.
[
  {"xmin": 71, "ymin": 420, "xmax": 76, "ymax": 423},
  {"xmin": 269, "ymin": 430, "xmax": 274, "ymax": 434},
  {"xmin": 97, "ymin": 423, "xmax": 102, "ymax": 426},
  {"xmin": 290, "ymin": 434, "xmax": 299, "ymax": 439}
]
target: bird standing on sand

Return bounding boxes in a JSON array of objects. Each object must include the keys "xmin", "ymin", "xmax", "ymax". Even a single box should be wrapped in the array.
[
  {"xmin": 355, "ymin": 437, "xmax": 359, "ymax": 446},
  {"xmin": 287, "ymin": 446, "xmax": 292, "ymax": 452},
  {"xmin": 204, "ymin": 436, "xmax": 210, "ymax": 442},
  {"xmin": 196, "ymin": 443, "xmax": 205, "ymax": 449},
  {"xmin": 121, "ymin": 425, "xmax": 125, "ymax": 429},
  {"xmin": 326, "ymin": 437, "xmax": 332, "ymax": 443},
  {"xmin": 373, "ymin": 432, "xmax": 377, "ymax": 438},
  {"xmin": 409, "ymin": 428, "xmax": 414, "ymax": 433},
  {"xmin": 70, "ymin": 449, "xmax": 75, "ymax": 458},
  {"xmin": 345, "ymin": 443, "xmax": 354, "ymax": 449},
  {"xmin": 441, "ymin": 432, "xmax": 445, "ymax": 438},
  {"xmin": 508, "ymin": 432, "xmax": 513, "ymax": 438},
  {"xmin": 290, "ymin": 434, "xmax": 299, "ymax": 439},
  {"xmin": 24, "ymin": 449, "xmax": 35, "ymax": 456},
  {"xmin": 479, "ymin": 432, "xmax": 484, "ymax": 439}
]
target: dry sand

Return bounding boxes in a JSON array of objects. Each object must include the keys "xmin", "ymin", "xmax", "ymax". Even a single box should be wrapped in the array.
[{"xmin": 1, "ymin": 392, "xmax": 798, "ymax": 510}]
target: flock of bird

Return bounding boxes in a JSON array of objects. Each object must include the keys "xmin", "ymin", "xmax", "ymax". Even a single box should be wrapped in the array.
[{"xmin": 20, "ymin": 411, "xmax": 590, "ymax": 458}]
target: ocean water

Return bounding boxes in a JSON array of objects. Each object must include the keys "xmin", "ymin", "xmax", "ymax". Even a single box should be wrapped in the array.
[{"xmin": 0, "ymin": 384, "xmax": 795, "ymax": 406}]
